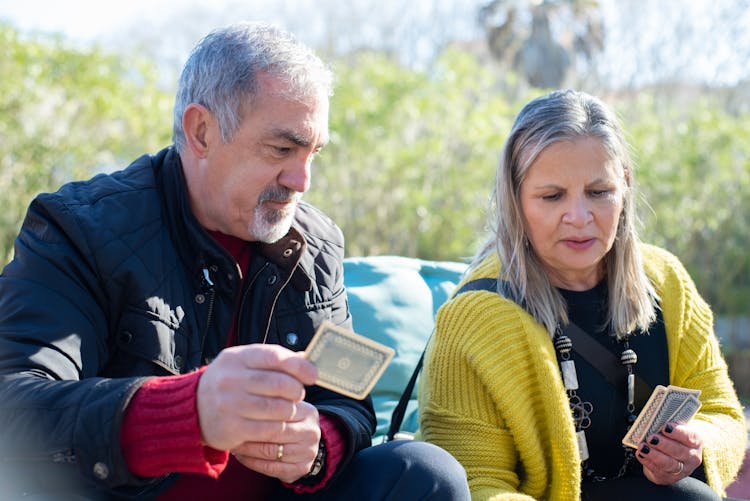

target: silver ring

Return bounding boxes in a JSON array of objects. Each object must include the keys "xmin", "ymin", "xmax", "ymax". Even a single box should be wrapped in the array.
[
  {"xmin": 276, "ymin": 444, "xmax": 284, "ymax": 461},
  {"xmin": 671, "ymin": 460, "xmax": 684, "ymax": 476}
]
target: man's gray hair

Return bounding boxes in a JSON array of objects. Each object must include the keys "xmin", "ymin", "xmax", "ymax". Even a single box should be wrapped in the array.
[{"xmin": 172, "ymin": 22, "xmax": 333, "ymax": 152}]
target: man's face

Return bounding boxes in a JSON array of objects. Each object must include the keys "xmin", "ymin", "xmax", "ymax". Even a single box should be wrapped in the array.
[{"xmin": 195, "ymin": 72, "xmax": 329, "ymax": 242}]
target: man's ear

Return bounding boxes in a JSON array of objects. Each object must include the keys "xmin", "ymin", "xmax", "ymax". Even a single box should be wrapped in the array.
[{"xmin": 182, "ymin": 103, "xmax": 214, "ymax": 158}]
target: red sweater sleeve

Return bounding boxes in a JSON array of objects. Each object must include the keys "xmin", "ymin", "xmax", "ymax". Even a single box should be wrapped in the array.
[{"xmin": 120, "ymin": 367, "xmax": 228, "ymax": 478}]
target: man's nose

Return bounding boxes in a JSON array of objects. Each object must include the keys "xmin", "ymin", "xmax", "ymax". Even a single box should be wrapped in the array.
[{"xmin": 279, "ymin": 154, "xmax": 312, "ymax": 194}]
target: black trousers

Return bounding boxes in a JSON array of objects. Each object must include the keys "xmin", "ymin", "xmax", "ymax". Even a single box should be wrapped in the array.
[
  {"xmin": 9, "ymin": 441, "xmax": 469, "ymax": 501},
  {"xmin": 274, "ymin": 440, "xmax": 471, "ymax": 501},
  {"xmin": 582, "ymin": 474, "xmax": 738, "ymax": 501}
]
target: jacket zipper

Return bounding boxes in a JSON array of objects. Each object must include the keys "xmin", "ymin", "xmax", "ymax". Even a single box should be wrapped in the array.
[
  {"xmin": 51, "ymin": 450, "xmax": 77, "ymax": 463},
  {"xmin": 236, "ymin": 263, "xmax": 268, "ymax": 345},
  {"xmin": 1, "ymin": 449, "xmax": 76, "ymax": 464},
  {"xmin": 261, "ymin": 268, "xmax": 296, "ymax": 344},
  {"xmin": 235, "ymin": 261, "xmax": 295, "ymax": 345},
  {"xmin": 199, "ymin": 267, "xmax": 216, "ymax": 363}
]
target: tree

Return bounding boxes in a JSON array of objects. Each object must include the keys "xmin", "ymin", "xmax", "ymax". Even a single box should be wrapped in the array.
[
  {"xmin": 622, "ymin": 90, "xmax": 750, "ymax": 315},
  {"xmin": 0, "ymin": 24, "xmax": 172, "ymax": 263},
  {"xmin": 306, "ymin": 48, "xmax": 536, "ymax": 259},
  {"xmin": 2, "ymin": 22, "xmax": 749, "ymax": 320},
  {"xmin": 478, "ymin": 0, "xmax": 604, "ymax": 88}
]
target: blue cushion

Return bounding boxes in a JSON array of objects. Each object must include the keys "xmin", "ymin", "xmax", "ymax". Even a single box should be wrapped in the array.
[{"xmin": 343, "ymin": 256, "xmax": 466, "ymax": 441}]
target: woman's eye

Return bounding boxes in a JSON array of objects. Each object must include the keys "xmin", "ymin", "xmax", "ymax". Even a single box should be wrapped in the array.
[
  {"xmin": 542, "ymin": 193, "xmax": 561, "ymax": 201},
  {"xmin": 590, "ymin": 189, "xmax": 611, "ymax": 198}
]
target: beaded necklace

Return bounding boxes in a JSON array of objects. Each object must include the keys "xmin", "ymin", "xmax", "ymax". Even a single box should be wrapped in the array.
[{"xmin": 553, "ymin": 325, "xmax": 638, "ymax": 481}]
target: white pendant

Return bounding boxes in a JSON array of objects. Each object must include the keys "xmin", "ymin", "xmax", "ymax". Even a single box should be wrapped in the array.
[
  {"xmin": 560, "ymin": 360, "xmax": 579, "ymax": 390},
  {"xmin": 576, "ymin": 429, "xmax": 590, "ymax": 461},
  {"xmin": 627, "ymin": 373, "xmax": 635, "ymax": 407}
]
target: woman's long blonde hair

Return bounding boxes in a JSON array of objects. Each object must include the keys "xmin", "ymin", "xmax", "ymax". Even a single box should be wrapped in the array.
[{"xmin": 471, "ymin": 89, "xmax": 657, "ymax": 338}]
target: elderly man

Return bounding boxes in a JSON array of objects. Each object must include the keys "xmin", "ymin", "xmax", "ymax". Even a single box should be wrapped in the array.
[{"xmin": 0, "ymin": 23, "xmax": 468, "ymax": 500}]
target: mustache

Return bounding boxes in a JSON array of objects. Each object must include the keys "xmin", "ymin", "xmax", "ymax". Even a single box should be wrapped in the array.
[{"xmin": 258, "ymin": 186, "xmax": 301, "ymax": 205}]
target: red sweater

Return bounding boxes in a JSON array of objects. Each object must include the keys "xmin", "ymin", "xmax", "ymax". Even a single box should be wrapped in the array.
[{"xmin": 120, "ymin": 231, "xmax": 346, "ymax": 499}]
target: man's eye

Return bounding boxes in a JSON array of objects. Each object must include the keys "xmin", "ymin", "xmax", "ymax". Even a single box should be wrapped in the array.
[{"xmin": 273, "ymin": 146, "xmax": 291, "ymax": 155}]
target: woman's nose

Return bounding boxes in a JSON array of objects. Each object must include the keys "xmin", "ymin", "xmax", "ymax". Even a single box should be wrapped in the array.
[{"xmin": 562, "ymin": 197, "xmax": 593, "ymax": 226}]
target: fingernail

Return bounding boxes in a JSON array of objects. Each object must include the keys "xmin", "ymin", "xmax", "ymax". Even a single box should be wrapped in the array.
[
  {"xmin": 665, "ymin": 424, "xmax": 674, "ymax": 433},
  {"xmin": 641, "ymin": 445, "xmax": 650, "ymax": 454},
  {"xmin": 649, "ymin": 436, "xmax": 660, "ymax": 445}
]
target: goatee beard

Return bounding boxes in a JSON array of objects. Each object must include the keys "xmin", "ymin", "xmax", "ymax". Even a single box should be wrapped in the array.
[{"xmin": 250, "ymin": 186, "xmax": 301, "ymax": 243}]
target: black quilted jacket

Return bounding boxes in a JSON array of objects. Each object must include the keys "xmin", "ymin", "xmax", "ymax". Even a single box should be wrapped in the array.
[{"xmin": 0, "ymin": 147, "xmax": 375, "ymax": 499}]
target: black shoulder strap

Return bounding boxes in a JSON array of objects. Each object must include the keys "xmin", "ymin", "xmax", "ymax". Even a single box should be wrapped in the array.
[
  {"xmin": 386, "ymin": 277, "xmax": 657, "ymax": 441},
  {"xmin": 386, "ymin": 341, "xmax": 426, "ymax": 441},
  {"xmin": 563, "ymin": 322, "xmax": 653, "ymax": 394},
  {"xmin": 452, "ymin": 278, "xmax": 654, "ymax": 393},
  {"xmin": 454, "ymin": 277, "xmax": 498, "ymax": 294},
  {"xmin": 386, "ymin": 278, "xmax": 499, "ymax": 441}
]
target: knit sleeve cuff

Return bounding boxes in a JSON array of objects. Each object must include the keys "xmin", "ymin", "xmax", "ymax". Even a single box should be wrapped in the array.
[
  {"xmin": 120, "ymin": 367, "xmax": 229, "ymax": 479},
  {"xmin": 286, "ymin": 413, "xmax": 348, "ymax": 493}
]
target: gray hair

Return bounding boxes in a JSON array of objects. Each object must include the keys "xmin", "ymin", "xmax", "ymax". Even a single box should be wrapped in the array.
[
  {"xmin": 471, "ymin": 89, "xmax": 657, "ymax": 338},
  {"xmin": 172, "ymin": 22, "xmax": 333, "ymax": 152}
]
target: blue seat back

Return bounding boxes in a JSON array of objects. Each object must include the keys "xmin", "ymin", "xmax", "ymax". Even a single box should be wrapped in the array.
[{"xmin": 343, "ymin": 256, "xmax": 466, "ymax": 440}]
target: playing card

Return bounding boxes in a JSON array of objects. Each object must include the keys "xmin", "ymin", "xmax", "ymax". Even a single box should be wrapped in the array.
[
  {"xmin": 661, "ymin": 385, "xmax": 701, "ymax": 425},
  {"xmin": 622, "ymin": 385, "xmax": 667, "ymax": 448},
  {"xmin": 622, "ymin": 385, "xmax": 702, "ymax": 448},
  {"xmin": 642, "ymin": 386, "xmax": 691, "ymax": 440},
  {"xmin": 305, "ymin": 321, "xmax": 394, "ymax": 400},
  {"xmin": 664, "ymin": 385, "xmax": 701, "ymax": 402},
  {"xmin": 667, "ymin": 394, "xmax": 701, "ymax": 425}
]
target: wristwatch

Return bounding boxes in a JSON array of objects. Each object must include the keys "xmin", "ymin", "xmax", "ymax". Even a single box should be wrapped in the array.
[{"xmin": 305, "ymin": 438, "xmax": 327, "ymax": 477}]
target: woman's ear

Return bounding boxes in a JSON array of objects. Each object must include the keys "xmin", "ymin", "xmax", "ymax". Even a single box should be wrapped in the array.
[{"xmin": 182, "ymin": 103, "xmax": 213, "ymax": 159}]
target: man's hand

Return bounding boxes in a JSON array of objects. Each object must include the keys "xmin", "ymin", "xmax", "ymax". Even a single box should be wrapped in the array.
[
  {"xmin": 636, "ymin": 422, "xmax": 704, "ymax": 485},
  {"xmin": 230, "ymin": 402, "xmax": 321, "ymax": 483},
  {"xmin": 196, "ymin": 343, "xmax": 321, "ymax": 482}
]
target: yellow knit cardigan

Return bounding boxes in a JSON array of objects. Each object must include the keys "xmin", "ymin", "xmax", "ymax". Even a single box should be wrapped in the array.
[{"xmin": 418, "ymin": 244, "xmax": 746, "ymax": 500}]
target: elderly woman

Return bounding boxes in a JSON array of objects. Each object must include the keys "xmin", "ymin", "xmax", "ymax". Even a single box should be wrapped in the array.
[{"xmin": 418, "ymin": 89, "xmax": 746, "ymax": 500}]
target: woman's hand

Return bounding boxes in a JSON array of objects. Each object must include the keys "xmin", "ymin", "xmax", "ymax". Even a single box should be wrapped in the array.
[{"xmin": 635, "ymin": 422, "xmax": 703, "ymax": 485}]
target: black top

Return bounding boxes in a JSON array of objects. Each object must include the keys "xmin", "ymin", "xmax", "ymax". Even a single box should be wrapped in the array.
[{"xmin": 559, "ymin": 282, "xmax": 669, "ymax": 478}]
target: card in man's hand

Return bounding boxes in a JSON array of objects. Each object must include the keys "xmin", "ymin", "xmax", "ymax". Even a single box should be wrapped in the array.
[
  {"xmin": 305, "ymin": 321, "xmax": 395, "ymax": 400},
  {"xmin": 622, "ymin": 384, "xmax": 701, "ymax": 448}
]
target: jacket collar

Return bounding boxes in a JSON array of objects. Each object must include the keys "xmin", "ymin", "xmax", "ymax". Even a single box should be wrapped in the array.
[
  {"xmin": 155, "ymin": 146, "xmax": 313, "ymax": 291},
  {"xmin": 253, "ymin": 226, "xmax": 313, "ymax": 291}
]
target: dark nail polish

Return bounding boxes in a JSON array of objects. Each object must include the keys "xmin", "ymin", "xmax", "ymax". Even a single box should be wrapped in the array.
[
  {"xmin": 649, "ymin": 436, "xmax": 659, "ymax": 445},
  {"xmin": 665, "ymin": 424, "xmax": 674, "ymax": 433},
  {"xmin": 641, "ymin": 445, "xmax": 650, "ymax": 454}
]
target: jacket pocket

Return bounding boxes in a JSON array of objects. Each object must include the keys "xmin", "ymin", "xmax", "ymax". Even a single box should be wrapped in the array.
[
  {"xmin": 105, "ymin": 303, "xmax": 188, "ymax": 376},
  {"xmin": 273, "ymin": 293, "xmax": 344, "ymax": 351}
]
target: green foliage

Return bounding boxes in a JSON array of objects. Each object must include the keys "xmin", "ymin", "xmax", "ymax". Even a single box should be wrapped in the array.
[
  {"xmin": 0, "ymin": 24, "xmax": 172, "ymax": 262},
  {"xmin": 622, "ymin": 92, "xmax": 750, "ymax": 315},
  {"xmin": 310, "ymin": 48, "xmax": 750, "ymax": 315},
  {"xmin": 1, "ymin": 25, "xmax": 748, "ymax": 316},
  {"xmin": 308, "ymin": 48, "xmax": 534, "ymax": 259}
]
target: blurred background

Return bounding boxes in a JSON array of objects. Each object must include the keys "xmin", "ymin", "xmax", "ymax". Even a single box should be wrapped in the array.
[{"xmin": 1, "ymin": 0, "xmax": 749, "ymax": 397}]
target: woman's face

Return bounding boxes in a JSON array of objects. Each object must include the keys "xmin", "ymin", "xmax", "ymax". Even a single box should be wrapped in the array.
[{"xmin": 520, "ymin": 136, "xmax": 625, "ymax": 291}]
